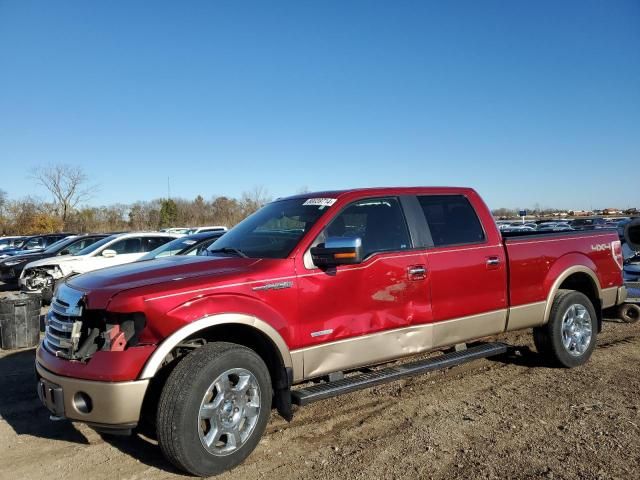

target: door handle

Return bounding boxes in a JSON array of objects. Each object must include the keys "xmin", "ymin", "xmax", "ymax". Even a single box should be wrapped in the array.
[
  {"xmin": 407, "ymin": 265, "xmax": 427, "ymax": 280},
  {"xmin": 486, "ymin": 257, "xmax": 501, "ymax": 267}
]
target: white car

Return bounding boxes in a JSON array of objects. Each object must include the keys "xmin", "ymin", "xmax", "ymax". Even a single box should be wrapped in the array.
[{"xmin": 19, "ymin": 232, "xmax": 178, "ymax": 299}]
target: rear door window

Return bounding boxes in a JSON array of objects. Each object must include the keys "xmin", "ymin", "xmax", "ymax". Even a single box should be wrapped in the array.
[
  {"xmin": 417, "ymin": 195, "xmax": 485, "ymax": 247},
  {"xmin": 109, "ymin": 238, "xmax": 142, "ymax": 254}
]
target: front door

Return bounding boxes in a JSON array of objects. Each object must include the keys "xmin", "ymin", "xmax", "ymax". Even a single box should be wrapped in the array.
[{"xmin": 295, "ymin": 196, "xmax": 431, "ymax": 378}]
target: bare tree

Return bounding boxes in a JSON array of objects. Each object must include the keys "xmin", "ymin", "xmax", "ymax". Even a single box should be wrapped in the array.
[
  {"xmin": 241, "ymin": 185, "xmax": 271, "ymax": 216},
  {"xmin": 31, "ymin": 164, "xmax": 94, "ymax": 227}
]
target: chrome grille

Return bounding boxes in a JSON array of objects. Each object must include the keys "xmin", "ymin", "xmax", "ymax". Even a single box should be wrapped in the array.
[{"xmin": 43, "ymin": 284, "xmax": 85, "ymax": 358}]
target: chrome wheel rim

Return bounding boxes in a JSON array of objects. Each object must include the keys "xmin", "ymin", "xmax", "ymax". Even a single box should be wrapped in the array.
[
  {"xmin": 561, "ymin": 304, "xmax": 593, "ymax": 357},
  {"xmin": 198, "ymin": 368, "xmax": 261, "ymax": 456}
]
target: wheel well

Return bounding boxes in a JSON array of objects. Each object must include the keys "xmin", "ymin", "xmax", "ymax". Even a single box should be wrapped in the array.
[
  {"xmin": 139, "ymin": 324, "xmax": 290, "ymax": 432},
  {"xmin": 188, "ymin": 324, "xmax": 287, "ymax": 385},
  {"xmin": 558, "ymin": 272, "xmax": 602, "ymax": 329}
]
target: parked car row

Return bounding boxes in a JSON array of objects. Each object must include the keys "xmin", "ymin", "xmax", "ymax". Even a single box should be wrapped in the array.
[
  {"xmin": 0, "ymin": 229, "xmax": 227, "ymax": 301},
  {"xmin": 496, "ymin": 216, "xmax": 634, "ymax": 234},
  {"xmin": 0, "ymin": 234, "xmax": 109, "ymax": 285},
  {"xmin": 0, "ymin": 233, "xmax": 74, "ymax": 258},
  {"xmin": 497, "ymin": 221, "xmax": 573, "ymax": 232}
]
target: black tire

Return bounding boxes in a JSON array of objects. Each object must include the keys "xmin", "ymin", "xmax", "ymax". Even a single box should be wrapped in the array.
[
  {"xmin": 40, "ymin": 286, "xmax": 54, "ymax": 304},
  {"xmin": 157, "ymin": 342, "xmax": 272, "ymax": 477},
  {"xmin": 618, "ymin": 303, "xmax": 640, "ymax": 323},
  {"xmin": 533, "ymin": 289, "xmax": 598, "ymax": 368}
]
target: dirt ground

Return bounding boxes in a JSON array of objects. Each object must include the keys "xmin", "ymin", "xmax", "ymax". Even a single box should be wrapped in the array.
[{"xmin": 1, "ymin": 314, "xmax": 638, "ymax": 480}]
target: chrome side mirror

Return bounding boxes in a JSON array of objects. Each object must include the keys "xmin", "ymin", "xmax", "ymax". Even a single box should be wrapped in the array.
[{"xmin": 310, "ymin": 237, "xmax": 363, "ymax": 267}]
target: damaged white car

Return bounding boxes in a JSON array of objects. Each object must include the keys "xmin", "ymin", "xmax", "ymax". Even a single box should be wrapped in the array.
[{"xmin": 20, "ymin": 232, "xmax": 178, "ymax": 301}]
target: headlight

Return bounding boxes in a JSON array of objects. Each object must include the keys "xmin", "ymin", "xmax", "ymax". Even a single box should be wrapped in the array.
[{"xmin": 3, "ymin": 259, "xmax": 23, "ymax": 266}]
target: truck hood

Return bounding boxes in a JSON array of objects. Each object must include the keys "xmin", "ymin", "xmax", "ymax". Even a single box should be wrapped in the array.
[{"xmin": 67, "ymin": 255, "xmax": 263, "ymax": 306}]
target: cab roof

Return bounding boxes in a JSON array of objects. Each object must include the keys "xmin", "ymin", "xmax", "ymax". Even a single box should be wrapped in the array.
[{"xmin": 280, "ymin": 186, "xmax": 476, "ymax": 201}]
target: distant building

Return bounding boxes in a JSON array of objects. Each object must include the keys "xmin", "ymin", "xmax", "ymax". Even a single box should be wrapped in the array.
[
  {"xmin": 569, "ymin": 210, "xmax": 591, "ymax": 217},
  {"xmin": 603, "ymin": 208, "xmax": 623, "ymax": 215}
]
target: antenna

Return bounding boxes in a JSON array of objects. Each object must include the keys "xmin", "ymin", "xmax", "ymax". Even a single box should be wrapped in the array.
[{"xmin": 167, "ymin": 176, "xmax": 171, "ymax": 199}]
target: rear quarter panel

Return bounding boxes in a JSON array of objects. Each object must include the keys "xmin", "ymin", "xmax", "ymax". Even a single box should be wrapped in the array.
[{"xmin": 506, "ymin": 231, "xmax": 622, "ymax": 307}]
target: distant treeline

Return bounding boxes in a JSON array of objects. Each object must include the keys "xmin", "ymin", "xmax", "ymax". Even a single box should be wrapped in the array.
[
  {"xmin": 1, "ymin": 162, "xmax": 634, "ymax": 235},
  {"xmin": 0, "ymin": 189, "xmax": 271, "ymax": 235}
]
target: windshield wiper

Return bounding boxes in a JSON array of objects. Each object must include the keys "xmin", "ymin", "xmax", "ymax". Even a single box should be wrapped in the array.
[{"xmin": 207, "ymin": 247, "xmax": 248, "ymax": 258}]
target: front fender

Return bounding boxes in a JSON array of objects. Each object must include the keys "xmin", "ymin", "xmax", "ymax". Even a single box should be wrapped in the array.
[
  {"xmin": 138, "ymin": 293, "xmax": 294, "ymax": 379},
  {"xmin": 138, "ymin": 312, "xmax": 293, "ymax": 379}
]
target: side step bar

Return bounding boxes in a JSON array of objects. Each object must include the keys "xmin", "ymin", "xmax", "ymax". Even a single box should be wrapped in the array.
[{"xmin": 291, "ymin": 342, "xmax": 508, "ymax": 406}]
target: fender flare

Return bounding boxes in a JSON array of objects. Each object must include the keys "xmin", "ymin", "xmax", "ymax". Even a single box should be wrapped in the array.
[
  {"xmin": 543, "ymin": 265, "xmax": 602, "ymax": 324},
  {"xmin": 139, "ymin": 313, "xmax": 293, "ymax": 379}
]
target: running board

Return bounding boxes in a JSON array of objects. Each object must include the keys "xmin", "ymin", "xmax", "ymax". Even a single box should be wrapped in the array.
[{"xmin": 291, "ymin": 342, "xmax": 508, "ymax": 406}]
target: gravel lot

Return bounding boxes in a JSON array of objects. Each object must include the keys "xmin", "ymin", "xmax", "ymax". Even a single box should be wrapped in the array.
[{"xmin": 0, "ymin": 303, "xmax": 638, "ymax": 480}]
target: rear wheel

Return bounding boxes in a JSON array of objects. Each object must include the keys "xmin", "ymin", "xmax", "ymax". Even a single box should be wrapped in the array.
[
  {"xmin": 533, "ymin": 289, "xmax": 597, "ymax": 367},
  {"xmin": 157, "ymin": 342, "xmax": 272, "ymax": 476}
]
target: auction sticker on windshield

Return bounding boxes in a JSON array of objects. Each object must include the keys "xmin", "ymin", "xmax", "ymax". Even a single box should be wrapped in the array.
[{"xmin": 303, "ymin": 198, "xmax": 337, "ymax": 207}]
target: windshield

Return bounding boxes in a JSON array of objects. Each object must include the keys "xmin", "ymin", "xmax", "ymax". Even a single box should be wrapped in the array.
[
  {"xmin": 73, "ymin": 235, "xmax": 117, "ymax": 256},
  {"xmin": 183, "ymin": 237, "xmax": 218, "ymax": 256},
  {"xmin": 43, "ymin": 236, "xmax": 77, "ymax": 254},
  {"xmin": 139, "ymin": 236, "xmax": 200, "ymax": 260},
  {"xmin": 205, "ymin": 198, "xmax": 331, "ymax": 259}
]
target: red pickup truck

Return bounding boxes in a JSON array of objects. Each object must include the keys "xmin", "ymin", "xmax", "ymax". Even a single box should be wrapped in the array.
[{"xmin": 36, "ymin": 187, "xmax": 627, "ymax": 476}]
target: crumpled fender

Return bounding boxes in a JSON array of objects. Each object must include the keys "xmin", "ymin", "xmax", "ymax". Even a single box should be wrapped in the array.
[{"xmin": 137, "ymin": 293, "xmax": 293, "ymax": 379}]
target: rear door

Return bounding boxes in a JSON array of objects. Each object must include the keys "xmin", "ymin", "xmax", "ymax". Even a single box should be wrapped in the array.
[{"xmin": 416, "ymin": 194, "xmax": 507, "ymax": 344}]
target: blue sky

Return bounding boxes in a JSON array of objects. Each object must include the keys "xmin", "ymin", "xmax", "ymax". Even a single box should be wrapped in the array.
[{"xmin": 1, "ymin": 0, "xmax": 638, "ymax": 210}]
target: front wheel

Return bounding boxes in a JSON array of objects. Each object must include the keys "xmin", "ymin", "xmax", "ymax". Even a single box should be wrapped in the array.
[
  {"xmin": 157, "ymin": 342, "xmax": 272, "ymax": 476},
  {"xmin": 533, "ymin": 289, "xmax": 598, "ymax": 368}
]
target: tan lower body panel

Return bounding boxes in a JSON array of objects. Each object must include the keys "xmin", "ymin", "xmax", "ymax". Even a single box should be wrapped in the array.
[
  {"xmin": 505, "ymin": 302, "xmax": 546, "ymax": 331},
  {"xmin": 292, "ymin": 309, "xmax": 507, "ymax": 381},
  {"xmin": 601, "ymin": 286, "xmax": 621, "ymax": 309},
  {"xmin": 36, "ymin": 362, "xmax": 149, "ymax": 426}
]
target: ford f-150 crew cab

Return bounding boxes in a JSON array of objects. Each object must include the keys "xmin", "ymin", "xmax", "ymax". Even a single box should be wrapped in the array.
[{"xmin": 35, "ymin": 187, "xmax": 627, "ymax": 476}]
